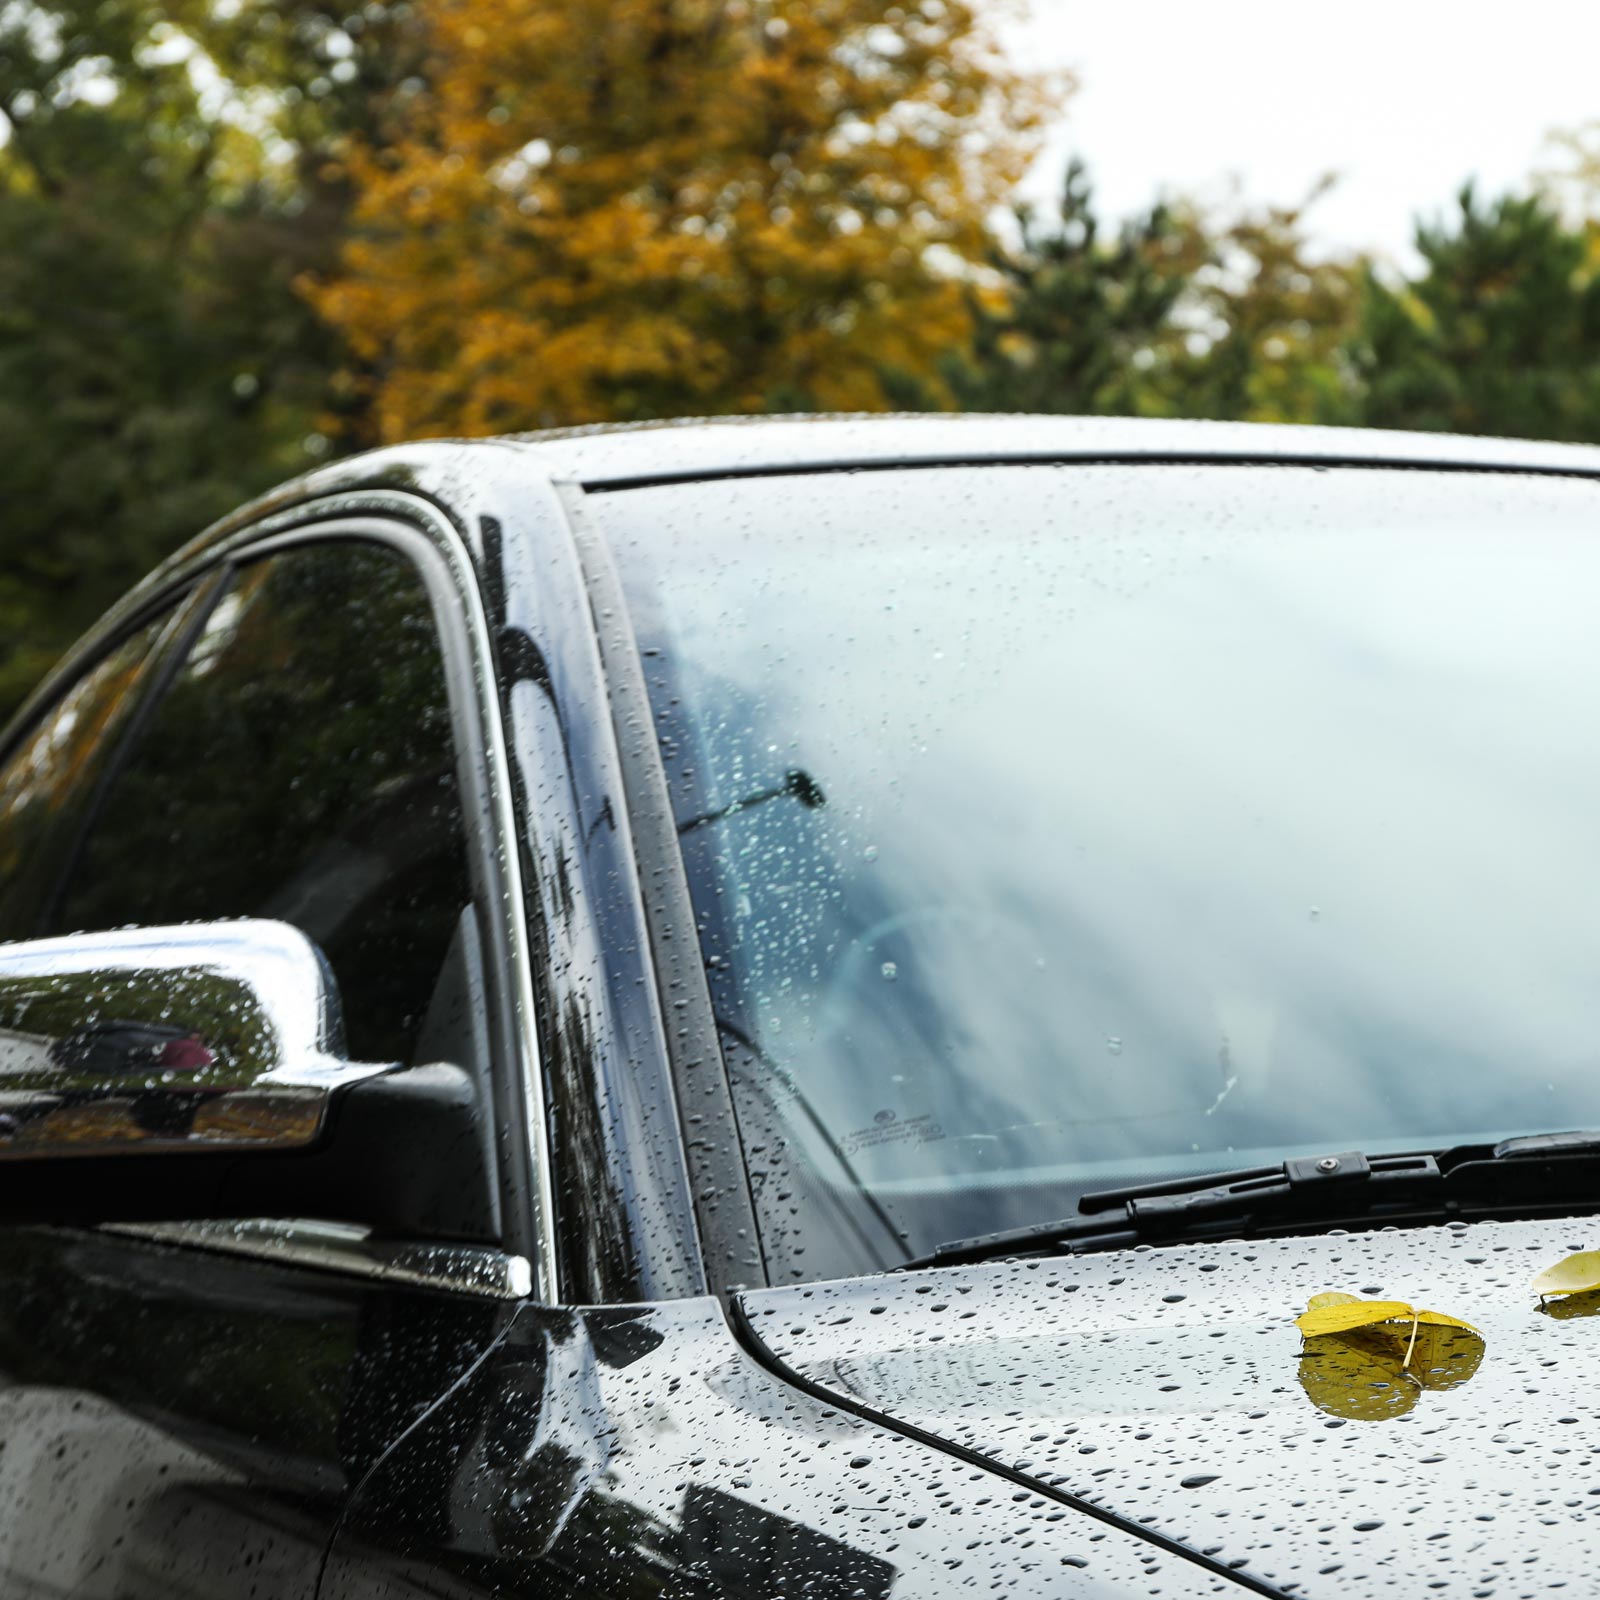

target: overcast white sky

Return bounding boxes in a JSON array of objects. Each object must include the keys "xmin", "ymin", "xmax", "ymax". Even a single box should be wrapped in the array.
[{"xmin": 1007, "ymin": 0, "xmax": 1600, "ymax": 265}]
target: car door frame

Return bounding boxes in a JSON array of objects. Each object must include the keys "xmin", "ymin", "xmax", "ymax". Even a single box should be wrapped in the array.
[{"xmin": 0, "ymin": 487, "xmax": 556, "ymax": 1302}]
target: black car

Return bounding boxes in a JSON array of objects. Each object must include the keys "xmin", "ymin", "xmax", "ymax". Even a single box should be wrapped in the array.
[{"xmin": 5, "ymin": 414, "xmax": 1600, "ymax": 1597}]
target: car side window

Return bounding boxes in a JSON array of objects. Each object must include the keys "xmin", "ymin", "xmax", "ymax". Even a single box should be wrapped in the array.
[
  {"xmin": 0, "ymin": 611, "xmax": 179, "ymax": 942},
  {"xmin": 46, "ymin": 539, "xmax": 475, "ymax": 1068}
]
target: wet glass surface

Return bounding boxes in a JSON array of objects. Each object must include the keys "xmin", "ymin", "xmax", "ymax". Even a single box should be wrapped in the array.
[
  {"xmin": 0, "ymin": 613, "xmax": 174, "ymax": 940},
  {"xmin": 47, "ymin": 542, "xmax": 474, "ymax": 1066},
  {"xmin": 600, "ymin": 464, "xmax": 1600, "ymax": 1277}
]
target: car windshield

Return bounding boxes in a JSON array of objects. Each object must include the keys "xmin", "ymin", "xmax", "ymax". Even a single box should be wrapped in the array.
[{"xmin": 598, "ymin": 462, "xmax": 1600, "ymax": 1283}]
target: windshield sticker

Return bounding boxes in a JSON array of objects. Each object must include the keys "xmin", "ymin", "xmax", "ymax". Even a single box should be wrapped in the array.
[{"xmin": 840, "ymin": 1109, "xmax": 945, "ymax": 1158}]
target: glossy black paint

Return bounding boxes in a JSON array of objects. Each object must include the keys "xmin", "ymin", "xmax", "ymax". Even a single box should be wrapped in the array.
[
  {"xmin": 0, "ymin": 479, "xmax": 541, "ymax": 1593},
  {"xmin": 559, "ymin": 485, "xmax": 766, "ymax": 1295},
  {"xmin": 0, "ymin": 442, "xmax": 715, "ymax": 1291},
  {"xmin": 464, "ymin": 456, "xmax": 712, "ymax": 1303},
  {"xmin": 322, "ymin": 1293, "xmax": 1232, "ymax": 1599},
  {"xmin": 0, "ymin": 1226, "xmax": 510, "ymax": 1597},
  {"xmin": 739, "ymin": 1214, "xmax": 1600, "ymax": 1597}
]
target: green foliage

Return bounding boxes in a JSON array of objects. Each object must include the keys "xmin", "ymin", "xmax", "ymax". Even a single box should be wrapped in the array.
[
  {"xmin": 0, "ymin": 0, "xmax": 400, "ymax": 726},
  {"xmin": 1177, "ymin": 179, "xmax": 1363, "ymax": 425},
  {"xmin": 1349, "ymin": 185, "xmax": 1600, "ymax": 441},
  {"xmin": 902, "ymin": 160, "xmax": 1600, "ymax": 453},
  {"xmin": 921, "ymin": 159, "xmax": 1205, "ymax": 417},
  {"xmin": 902, "ymin": 162, "xmax": 1365, "ymax": 424}
]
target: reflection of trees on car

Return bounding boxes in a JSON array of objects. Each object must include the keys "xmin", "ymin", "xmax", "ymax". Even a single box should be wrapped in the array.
[
  {"xmin": 0, "ymin": 621, "xmax": 168, "ymax": 936},
  {"xmin": 50, "ymin": 545, "xmax": 473, "ymax": 1066},
  {"xmin": 4, "ymin": 966, "xmax": 271, "ymax": 1087}
]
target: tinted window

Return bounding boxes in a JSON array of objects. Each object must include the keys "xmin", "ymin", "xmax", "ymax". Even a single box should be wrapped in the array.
[
  {"xmin": 0, "ymin": 613, "xmax": 175, "ymax": 941},
  {"xmin": 601, "ymin": 464, "xmax": 1600, "ymax": 1280},
  {"xmin": 50, "ymin": 541, "xmax": 473, "ymax": 1066}
]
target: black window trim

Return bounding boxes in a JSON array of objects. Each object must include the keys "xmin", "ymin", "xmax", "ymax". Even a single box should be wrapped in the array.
[
  {"xmin": 574, "ymin": 447, "xmax": 1600, "ymax": 496},
  {"xmin": 0, "ymin": 579, "xmax": 220, "ymax": 785},
  {"xmin": 0, "ymin": 577, "xmax": 234, "ymax": 955}
]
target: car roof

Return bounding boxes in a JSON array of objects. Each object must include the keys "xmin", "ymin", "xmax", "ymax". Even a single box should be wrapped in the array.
[{"xmin": 501, "ymin": 412, "xmax": 1600, "ymax": 488}]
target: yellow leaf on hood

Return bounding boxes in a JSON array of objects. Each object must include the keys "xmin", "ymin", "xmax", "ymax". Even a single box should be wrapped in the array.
[
  {"xmin": 1295, "ymin": 1298, "xmax": 1478, "ymax": 1339},
  {"xmin": 1294, "ymin": 1293, "xmax": 1479, "ymax": 1372},
  {"xmin": 1299, "ymin": 1321, "xmax": 1486, "ymax": 1421},
  {"xmin": 1531, "ymin": 1250, "xmax": 1600, "ymax": 1301},
  {"xmin": 1306, "ymin": 1290, "xmax": 1361, "ymax": 1310}
]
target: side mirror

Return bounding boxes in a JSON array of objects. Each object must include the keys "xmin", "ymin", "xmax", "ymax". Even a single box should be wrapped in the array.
[
  {"xmin": 0, "ymin": 919, "xmax": 380, "ymax": 1154},
  {"xmin": 0, "ymin": 920, "xmax": 491, "ymax": 1238}
]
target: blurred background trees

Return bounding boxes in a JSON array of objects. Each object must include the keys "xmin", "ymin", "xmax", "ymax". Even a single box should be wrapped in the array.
[
  {"xmin": 1349, "ymin": 187, "xmax": 1600, "ymax": 440},
  {"xmin": 0, "ymin": 0, "xmax": 364, "ymax": 711},
  {"xmin": 309, "ymin": 0, "xmax": 1057, "ymax": 436},
  {"xmin": 5, "ymin": 0, "xmax": 1600, "ymax": 721}
]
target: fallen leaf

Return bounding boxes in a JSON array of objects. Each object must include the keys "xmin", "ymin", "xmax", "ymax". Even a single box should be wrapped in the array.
[
  {"xmin": 1307, "ymin": 1290, "xmax": 1361, "ymax": 1309},
  {"xmin": 1299, "ymin": 1322, "xmax": 1486, "ymax": 1421},
  {"xmin": 1295, "ymin": 1293, "xmax": 1479, "ymax": 1369},
  {"xmin": 1531, "ymin": 1250, "xmax": 1600, "ymax": 1303},
  {"xmin": 1299, "ymin": 1329, "xmax": 1422, "ymax": 1420}
]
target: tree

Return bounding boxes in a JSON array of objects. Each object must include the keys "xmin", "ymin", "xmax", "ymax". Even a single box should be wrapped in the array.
[
  {"xmin": 0, "ymin": 1, "xmax": 390, "ymax": 723},
  {"xmin": 309, "ymin": 0, "xmax": 1058, "ymax": 439},
  {"xmin": 1348, "ymin": 185, "xmax": 1600, "ymax": 441},
  {"xmin": 1534, "ymin": 120, "xmax": 1600, "ymax": 223},
  {"xmin": 898, "ymin": 157, "xmax": 1205, "ymax": 416},
  {"xmin": 192, "ymin": 1, "xmax": 436, "ymax": 438},
  {"xmin": 885, "ymin": 160, "xmax": 1364, "ymax": 423},
  {"xmin": 1178, "ymin": 178, "xmax": 1363, "ymax": 425}
]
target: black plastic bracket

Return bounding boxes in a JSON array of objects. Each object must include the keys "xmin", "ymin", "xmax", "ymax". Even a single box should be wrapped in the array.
[{"xmin": 1285, "ymin": 1150, "xmax": 1371, "ymax": 1186}]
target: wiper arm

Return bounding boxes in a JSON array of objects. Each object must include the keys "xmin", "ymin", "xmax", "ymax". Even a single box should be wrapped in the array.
[
  {"xmin": 677, "ymin": 768, "xmax": 825, "ymax": 834},
  {"xmin": 904, "ymin": 1129, "xmax": 1600, "ymax": 1269}
]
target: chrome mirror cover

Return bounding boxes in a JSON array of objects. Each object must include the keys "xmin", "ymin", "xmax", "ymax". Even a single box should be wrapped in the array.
[{"xmin": 0, "ymin": 920, "xmax": 392, "ymax": 1159}]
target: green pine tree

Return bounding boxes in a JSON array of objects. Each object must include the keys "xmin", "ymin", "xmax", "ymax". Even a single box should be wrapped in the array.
[
  {"xmin": 1175, "ymin": 179, "xmax": 1362, "ymax": 425},
  {"xmin": 1349, "ymin": 185, "xmax": 1600, "ymax": 441},
  {"xmin": 903, "ymin": 158, "xmax": 1203, "ymax": 415},
  {"xmin": 886, "ymin": 160, "xmax": 1363, "ymax": 425}
]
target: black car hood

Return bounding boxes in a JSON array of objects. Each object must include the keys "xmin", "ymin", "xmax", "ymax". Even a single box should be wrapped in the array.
[{"xmin": 738, "ymin": 1214, "xmax": 1600, "ymax": 1597}]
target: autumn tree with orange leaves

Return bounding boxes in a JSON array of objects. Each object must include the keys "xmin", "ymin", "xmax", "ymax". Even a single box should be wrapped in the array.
[{"xmin": 309, "ymin": 0, "xmax": 1059, "ymax": 438}]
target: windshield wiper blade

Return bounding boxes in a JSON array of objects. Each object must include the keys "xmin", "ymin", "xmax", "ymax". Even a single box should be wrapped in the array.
[
  {"xmin": 903, "ymin": 1129, "xmax": 1600, "ymax": 1269},
  {"xmin": 908, "ymin": 1149, "xmax": 1442, "ymax": 1267}
]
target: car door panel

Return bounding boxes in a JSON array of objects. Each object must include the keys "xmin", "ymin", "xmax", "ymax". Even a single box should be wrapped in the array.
[{"xmin": 0, "ymin": 1225, "xmax": 512, "ymax": 1598}]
